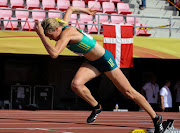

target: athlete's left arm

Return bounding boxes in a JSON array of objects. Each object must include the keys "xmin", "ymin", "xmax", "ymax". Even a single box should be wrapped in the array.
[{"xmin": 63, "ymin": 6, "xmax": 96, "ymax": 23}]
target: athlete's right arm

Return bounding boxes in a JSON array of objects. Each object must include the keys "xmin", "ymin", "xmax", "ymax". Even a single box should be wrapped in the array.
[
  {"xmin": 35, "ymin": 21, "xmax": 71, "ymax": 59},
  {"xmin": 63, "ymin": 6, "xmax": 96, "ymax": 23}
]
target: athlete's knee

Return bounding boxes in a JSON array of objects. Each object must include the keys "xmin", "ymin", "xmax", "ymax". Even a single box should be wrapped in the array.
[
  {"xmin": 71, "ymin": 79, "xmax": 83, "ymax": 92},
  {"xmin": 123, "ymin": 87, "xmax": 138, "ymax": 100}
]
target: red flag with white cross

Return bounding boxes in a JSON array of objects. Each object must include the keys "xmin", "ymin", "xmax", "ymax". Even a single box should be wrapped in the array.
[{"xmin": 103, "ymin": 24, "xmax": 133, "ymax": 68}]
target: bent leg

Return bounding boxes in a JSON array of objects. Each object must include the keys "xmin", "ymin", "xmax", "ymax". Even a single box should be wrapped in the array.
[
  {"xmin": 71, "ymin": 63, "xmax": 101, "ymax": 107},
  {"xmin": 105, "ymin": 68, "xmax": 156, "ymax": 119}
]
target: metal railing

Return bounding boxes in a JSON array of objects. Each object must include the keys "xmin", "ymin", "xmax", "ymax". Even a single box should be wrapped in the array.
[{"xmin": 0, "ymin": 8, "xmax": 180, "ymax": 38}]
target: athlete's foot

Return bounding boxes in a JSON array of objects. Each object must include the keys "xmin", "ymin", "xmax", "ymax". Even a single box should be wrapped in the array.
[
  {"xmin": 87, "ymin": 104, "xmax": 102, "ymax": 123},
  {"xmin": 153, "ymin": 114, "xmax": 164, "ymax": 133}
]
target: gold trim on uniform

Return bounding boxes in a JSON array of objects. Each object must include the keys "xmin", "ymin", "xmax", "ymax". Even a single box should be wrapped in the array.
[
  {"xmin": 108, "ymin": 58, "xmax": 115, "ymax": 67},
  {"xmin": 81, "ymin": 42, "xmax": 91, "ymax": 48},
  {"xmin": 77, "ymin": 42, "xmax": 90, "ymax": 51}
]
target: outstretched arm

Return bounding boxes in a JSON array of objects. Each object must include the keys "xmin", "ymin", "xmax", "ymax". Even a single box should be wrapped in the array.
[{"xmin": 63, "ymin": 6, "xmax": 96, "ymax": 23}]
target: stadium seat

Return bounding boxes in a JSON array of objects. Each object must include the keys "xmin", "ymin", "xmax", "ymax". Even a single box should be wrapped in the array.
[
  {"xmin": 71, "ymin": 0, "xmax": 83, "ymax": 2},
  {"xmin": 110, "ymin": 0, "xmax": 123, "ymax": 3},
  {"xmin": 32, "ymin": 9, "xmax": 46, "ymax": 20},
  {"xmin": 10, "ymin": 0, "xmax": 25, "ymax": 8},
  {"xmin": 0, "ymin": 0, "xmax": 8, "ymax": 7},
  {"xmin": 102, "ymin": 2, "xmax": 117, "ymax": 14},
  {"xmin": 95, "ymin": 13, "xmax": 109, "ymax": 23},
  {"xmin": 3, "ymin": 17, "xmax": 19, "ymax": 30},
  {"xmin": 87, "ymin": 21, "xmax": 101, "ymax": 34},
  {"xmin": 79, "ymin": 14, "xmax": 93, "ymax": 22},
  {"xmin": 84, "ymin": 0, "xmax": 95, "ymax": 4},
  {"xmin": 69, "ymin": 14, "xmax": 77, "ymax": 22},
  {"xmin": 126, "ymin": 15, "xmax": 139, "ymax": 25},
  {"xmin": 117, "ymin": 3, "xmax": 132, "ymax": 15},
  {"xmin": 88, "ymin": 1, "xmax": 102, "ymax": 12},
  {"xmin": 57, "ymin": 0, "xmax": 70, "ymax": 11},
  {"xmin": 72, "ymin": 1, "xmax": 85, "ymax": 8},
  {"xmin": 15, "ymin": 8, "xmax": 29, "ymax": 20},
  {"xmin": 48, "ymin": 10, "xmax": 61, "ymax": 18},
  {"xmin": 102, "ymin": 22, "xmax": 112, "ymax": 24},
  {"xmin": 111, "ymin": 14, "xmax": 124, "ymax": 24},
  {"xmin": 97, "ymin": 0, "xmax": 110, "ymax": 4},
  {"xmin": 136, "ymin": 23, "xmax": 151, "ymax": 36},
  {"xmin": 71, "ymin": 20, "xmax": 85, "ymax": 31},
  {"xmin": 0, "ymin": 8, "xmax": 12, "ymax": 19},
  {"xmin": 26, "ymin": 0, "xmax": 41, "ymax": 10},
  {"xmin": 21, "ymin": 18, "xmax": 36, "ymax": 31},
  {"xmin": 42, "ymin": 0, "xmax": 56, "ymax": 10}
]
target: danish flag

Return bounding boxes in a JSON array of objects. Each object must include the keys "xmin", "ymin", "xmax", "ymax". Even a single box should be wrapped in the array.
[{"xmin": 103, "ymin": 24, "xmax": 134, "ymax": 68}]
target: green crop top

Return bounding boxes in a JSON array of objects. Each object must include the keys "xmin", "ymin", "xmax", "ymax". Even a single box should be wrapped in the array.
[{"xmin": 62, "ymin": 26, "xmax": 96, "ymax": 54}]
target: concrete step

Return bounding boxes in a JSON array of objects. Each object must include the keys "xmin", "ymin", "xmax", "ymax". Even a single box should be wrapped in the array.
[
  {"xmin": 130, "ymin": 8, "xmax": 179, "ymax": 17},
  {"xmin": 143, "ymin": 28, "xmax": 180, "ymax": 38}
]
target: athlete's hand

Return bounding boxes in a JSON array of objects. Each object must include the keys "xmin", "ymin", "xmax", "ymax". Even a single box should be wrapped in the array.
[
  {"xmin": 87, "ymin": 6, "xmax": 97, "ymax": 16},
  {"xmin": 34, "ymin": 21, "xmax": 44, "ymax": 36}
]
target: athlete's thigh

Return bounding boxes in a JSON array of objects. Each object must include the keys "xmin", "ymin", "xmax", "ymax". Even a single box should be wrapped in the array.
[
  {"xmin": 104, "ymin": 68, "xmax": 132, "ymax": 92},
  {"xmin": 72, "ymin": 62, "xmax": 101, "ymax": 84}
]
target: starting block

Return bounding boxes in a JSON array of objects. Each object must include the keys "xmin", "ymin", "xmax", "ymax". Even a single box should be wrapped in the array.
[{"xmin": 130, "ymin": 119, "xmax": 180, "ymax": 133}]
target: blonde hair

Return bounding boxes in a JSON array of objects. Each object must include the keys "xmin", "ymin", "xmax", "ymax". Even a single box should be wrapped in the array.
[{"xmin": 41, "ymin": 18, "xmax": 67, "ymax": 33}]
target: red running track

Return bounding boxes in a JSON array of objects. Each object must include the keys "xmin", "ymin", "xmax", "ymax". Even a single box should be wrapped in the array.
[{"xmin": 0, "ymin": 110, "xmax": 179, "ymax": 133}]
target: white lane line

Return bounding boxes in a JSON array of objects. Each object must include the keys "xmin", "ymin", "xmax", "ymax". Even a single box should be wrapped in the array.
[
  {"xmin": 0, "ymin": 118, "xmax": 155, "ymax": 124},
  {"xmin": 33, "ymin": 128, "xmax": 73, "ymax": 133},
  {"xmin": 0, "ymin": 122, "xmax": 153, "ymax": 125},
  {"xmin": 0, "ymin": 127, "xmax": 149, "ymax": 130}
]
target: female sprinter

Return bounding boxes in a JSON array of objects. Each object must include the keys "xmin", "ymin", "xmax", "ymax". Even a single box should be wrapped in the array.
[{"xmin": 35, "ymin": 6, "xmax": 164, "ymax": 133}]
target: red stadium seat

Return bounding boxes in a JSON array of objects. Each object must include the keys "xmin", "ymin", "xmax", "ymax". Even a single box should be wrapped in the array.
[
  {"xmin": 32, "ymin": 9, "xmax": 46, "ymax": 20},
  {"xmin": 111, "ymin": 14, "xmax": 124, "ymax": 24},
  {"xmin": 95, "ymin": 13, "xmax": 109, "ymax": 23},
  {"xmin": 97, "ymin": 0, "xmax": 110, "ymax": 4},
  {"xmin": 136, "ymin": 23, "xmax": 151, "ymax": 36},
  {"xmin": 88, "ymin": 1, "xmax": 102, "ymax": 12},
  {"xmin": 0, "ymin": 0, "xmax": 8, "ymax": 7},
  {"xmin": 87, "ymin": 21, "xmax": 101, "ymax": 34},
  {"xmin": 26, "ymin": 0, "xmax": 41, "ymax": 10},
  {"xmin": 71, "ymin": 20, "xmax": 85, "ymax": 31},
  {"xmin": 15, "ymin": 8, "xmax": 29, "ymax": 20},
  {"xmin": 84, "ymin": 0, "xmax": 95, "ymax": 4},
  {"xmin": 3, "ymin": 17, "xmax": 19, "ymax": 30},
  {"xmin": 57, "ymin": 0, "xmax": 70, "ymax": 11},
  {"xmin": 110, "ymin": 0, "xmax": 123, "ymax": 3},
  {"xmin": 10, "ymin": 0, "xmax": 25, "ymax": 8},
  {"xmin": 21, "ymin": 18, "xmax": 36, "ymax": 31},
  {"xmin": 126, "ymin": 15, "xmax": 139, "ymax": 25},
  {"xmin": 117, "ymin": 3, "xmax": 132, "ymax": 15},
  {"xmin": 102, "ymin": 2, "xmax": 117, "ymax": 14},
  {"xmin": 72, "ymin": 1, "xmax": 85, "ymax": 8},
  {"xmin": 79, "ymin": 14, "xmax": 93, "ymax": 22},
  {"xmin": 48, "ymin": 10, "xmax": 61, "ymax": 18},
  {"xmin": 42, "ymin": 0, "xmax": 57, "ymax": 10},
  {"xmin": 71, "ymin": 0, "xmax": 82, "ymax": 3},
  {"xmin": 69, "ymin": 14, "xmax": 77, "ymax": 22},
  {"xmin": 0, "ymin": 7, "xmax": 12, "ymax": 19}
]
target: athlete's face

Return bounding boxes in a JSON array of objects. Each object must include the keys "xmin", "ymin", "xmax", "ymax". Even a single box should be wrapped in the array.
[{"xmin": 45, "ymin": 27, "xmax": 61, "ymax": 41}]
